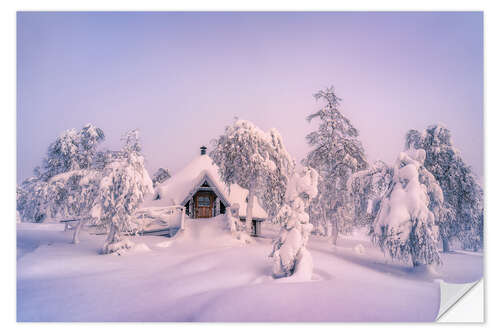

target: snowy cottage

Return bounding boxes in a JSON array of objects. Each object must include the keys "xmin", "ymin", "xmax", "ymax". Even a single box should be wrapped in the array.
[{"xmin": 142, "ymin": 147, "xmax": 267, "ymax": 236}]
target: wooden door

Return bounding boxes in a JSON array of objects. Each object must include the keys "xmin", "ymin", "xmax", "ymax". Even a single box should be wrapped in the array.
[{"xmin": 195, "ymin": 192, "xmax": 214, "ymax": 218}]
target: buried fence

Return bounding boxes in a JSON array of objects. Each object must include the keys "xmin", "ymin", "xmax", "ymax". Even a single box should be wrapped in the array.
[
  {"xmin": 60, "ymin": 206, "xmax": 186, "ymax": 238},
  {"xmin": 133, "ymin": 205, "xmax": 186, "ymax": 236}
]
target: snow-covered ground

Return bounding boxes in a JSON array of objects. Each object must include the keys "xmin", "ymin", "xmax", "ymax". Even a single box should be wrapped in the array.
[{"xmin": 17, "ymin": 217, "xmax": 482, "ymax": 322}]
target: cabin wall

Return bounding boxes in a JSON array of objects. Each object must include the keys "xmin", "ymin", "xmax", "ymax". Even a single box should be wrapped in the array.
[{"xmin": 186, "ymin": 189, "xmax": 228, "ymax": 219}]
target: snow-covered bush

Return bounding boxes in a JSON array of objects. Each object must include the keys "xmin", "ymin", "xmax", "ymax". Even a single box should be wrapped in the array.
[
  {"xmin": 92, "ymin": 130, "xmax": 153, "ymax": 255},
  {"xmin": 270, "ymin": 166, "xmax": 318, "ymax": 280},
  {"xmin": 405, "ymin": 125, "xmax": 483, "ymax": 251},
  {"xmin": 211, "ymin": 120, "xmax": 294, "ymax": 234},
  {"xmin": 372, "ymin": 148, "xmax": 443, "ymax": 268},
  {"xmin": 152, "ymin": 168, "xmax": 171, "ymax": 187},
  {"xmin": 225, "ymin": 204, "xmax": 242, "ymax": 233},
  {"xmin": 303, "ymin": 87, "xmax": 368, "ymax": 244}
]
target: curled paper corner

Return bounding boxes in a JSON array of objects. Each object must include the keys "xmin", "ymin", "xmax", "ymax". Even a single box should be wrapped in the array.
[{"xmin": 436, "ymin": 279, "xmax": 482, "ymax": 321}]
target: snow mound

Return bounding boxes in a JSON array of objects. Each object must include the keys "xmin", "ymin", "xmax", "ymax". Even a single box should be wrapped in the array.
[
  {"xmin": 412, "ymin": 264, "xmax": 441, "ymax": 279},
  {"xmin": 353, "ymin": 244, "xmax": 365, "ymax": 255},
  {"xmin": 130, "ymin": 243, "xmax": 152, "ymax": 253},
  {"xmin": 155, "ymin": 240, "xmax": 172, "ymax": 248},
  {"xmin": 235, "ymin": 231, "xmax": 253, "ymax": 244},
  {"xmin": 165, "ymin": 215, "xmax": 254, "ymax": 248}
]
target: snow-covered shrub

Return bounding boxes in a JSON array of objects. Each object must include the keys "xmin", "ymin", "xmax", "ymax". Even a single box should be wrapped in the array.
[
  {"xmin": 211, "ymin": 120, "xmax": 294, "ymax": 234},
  {"xmin": 303, "ymin": 87, "xmax": 368, "ymax": 245},
  {"xmin": 92, "ymin": 130, "xmax": 153, "ymax": 255},
  {"xmin": 270, "ymin": 166, "xmax": 318, "ymax": 280},
  {"xmin": 225, "ymin": 204, "xmax": 241, "ymax": 233},
  {"xmin": 372, "ymin": 148, "xmax": 443, "ymax": 268},
  {"xmin": 353, "ymin": 244, "xmax": 365, "ymax": 255},
  {"xmin": 405, "ymin": 125, "xmax": 483, "ymax": 251}
]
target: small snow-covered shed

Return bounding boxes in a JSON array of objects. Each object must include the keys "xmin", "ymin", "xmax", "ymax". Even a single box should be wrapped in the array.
[{"xmin": 142, "ymin": 147, "xmax": 267, "ymax": 236}]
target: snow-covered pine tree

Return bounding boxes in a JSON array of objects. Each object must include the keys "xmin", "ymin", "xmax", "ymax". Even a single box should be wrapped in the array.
[
  {"xmin": 152, "ymin": 168, "xmax": 171, "ymax": 187},
  {"xmin": 347, "ymin": 160, "xmax": 393, "ymax": 227},
  {"xmin": 270, "ymin": 166, "xmax": 318, "ymax": 280},
  {"xmin": 372, "ymin": 148, "xmax": 443, "ymax": 268},
  {"xmin": 210, "ymin": 120, "xmax": 293, "ymax": 234},
  {"xmin": 405, "ymin": 125, "xmax": 484, "ymax": 252},
  {"xmin": 92, "ymin": 130, "xmax": 153, "ymax": 255},
  {"xmin": 303, "ymin": 87, "xmax": 368, "ymax": 245}
]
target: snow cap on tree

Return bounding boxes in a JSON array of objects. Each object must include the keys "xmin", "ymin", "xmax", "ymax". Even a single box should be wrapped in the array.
[{"xmin": 372, "ymin": 148, "xmax": 442, "ymax": 267}]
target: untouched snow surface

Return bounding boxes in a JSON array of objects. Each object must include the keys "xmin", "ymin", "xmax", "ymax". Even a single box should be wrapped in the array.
[{"xmin": 17, "ymin": 218, "xmax": 482, "ymax": 322}]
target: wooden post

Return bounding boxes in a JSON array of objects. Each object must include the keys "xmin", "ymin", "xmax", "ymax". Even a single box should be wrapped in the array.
[
  {"xmin": 189, "ymin": 199, "xmax": 194, "ymax": 218},
  {"xmin": 180, "ymin": 206, "xmax": 185, "ymax": 230},
  {"xmin": 215, "ymin": 197, "xmax": 220, "ymax": 216}
]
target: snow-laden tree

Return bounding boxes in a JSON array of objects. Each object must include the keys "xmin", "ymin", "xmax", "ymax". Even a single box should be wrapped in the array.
[
  {"xmin": 259, "ymin": 128, "xmax": 295, "ymax": 222},
  {"xmin": 303, "ymin": 87, "xmax": 368, "ymax": 244},
  {"xmin": 270, "ymin": 166, "xmax": 318, "ymax": 280},
  {"xmin": 405, "ymin": 125, "xmax": 484, "ymax": 252},
  {"xmin": 17, "ymin": 124, "xmax": 105, "ymax": 224},
  {"xmin": 38, "ymin": 124, "xmax": 105, "ymax": 181},
  {"xmin": 46, "ymin": 168, "xmax": 102, "ymax": 243},
  {"xmin": 17, "ymin": 176, "xmax": 51, "ymax": 223},
  {"xmin": 210, "ymin": 120, "xmax": 293, "ymax": 234},
  {"xmin": 372, "ymin": 148, "xmax": 443, "ymax": 268},
  {"xmin": 347, "ymin": 160, "xmax": 393, "ymax": 227},
  {"xmin": 152, "ymin": 167, "xmax": 171, "ymax": 187},
  {"xmin": 91, "ymin": 130, "xmax": 153, "ymax": 254},
  {"xmin": 17, "ymin": 126, "xmax": 153, "ymax": 252}
]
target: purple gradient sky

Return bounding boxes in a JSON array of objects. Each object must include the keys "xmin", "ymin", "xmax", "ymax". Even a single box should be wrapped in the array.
[{"xmin": 17, "ymin": 12, "xmax": 483, "ymax": 183}]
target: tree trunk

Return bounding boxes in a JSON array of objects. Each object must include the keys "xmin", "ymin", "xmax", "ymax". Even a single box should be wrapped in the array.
[
  {"xmin": 331, "ymin": 218, "xmax": 339, "ymax": 246},
  {"xmin": 105, "ymin": 223, "xmax": 120, "ymax": 244},
  {"xmin": 322, "ymin": 209, "xmax": 328, "ymax": 234},
  {"xmin": 246, "ymin": 187, "xmax": 255, "ymax": 235},
  {"xmin": 412, "ymin": 255, "xmax": 421, "ymax": 268},
  {"xmin": 101, "ymin": 223, "xmax": 133, "ymax": 255},
  {"xmin": 72, "ymin": 219, "xmax": 85, "ymax": 244},
  {"xmin": 442, "ymin": 236, "xmax": 450, "ymax": 253}
]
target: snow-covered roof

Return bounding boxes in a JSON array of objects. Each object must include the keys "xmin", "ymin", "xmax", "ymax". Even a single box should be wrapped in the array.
[{"xmin": 141, "ymin": 154, "xmax": 267, "ymax": 220}]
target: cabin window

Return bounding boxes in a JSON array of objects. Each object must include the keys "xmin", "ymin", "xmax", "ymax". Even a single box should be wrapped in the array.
[
  {"xmin": 201, "ymin": 181, "xmax": 210, "ymax": 187},
  {"xmin": 154, "ymin": 193, "xmax": 160, "ymax": 200},
  {"xmin": 197, "ymin": 195, "xmax": 211, "ymax": 207}
]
